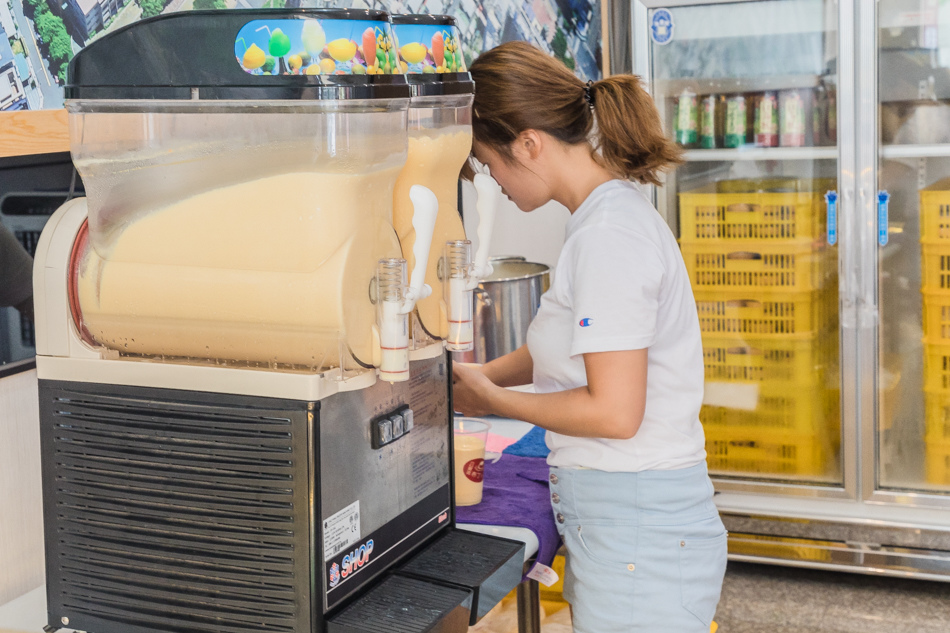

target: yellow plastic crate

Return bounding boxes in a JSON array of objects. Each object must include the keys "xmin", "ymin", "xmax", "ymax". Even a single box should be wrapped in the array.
[
  {"xmin": 920, "ymin": 177, "xmax": 950, "ymax": 242},
  {"xmin": 908, "ymin": 389, "xmax": 950, "ymax": 485},
  {"xmin": 681, "ymin": 241, "xmax": 835, "ymax": 292},
  {"xmin": 701, "ymin": 387, "xmax": 840, "ymax": 435},
  {"xmin": 923, "ymin": 343, "xmax": 950, "ymax": 393},
  {"xmin": 702, "ymin": 333, "xmax": 836, "ymax": 385},
  {"xmin": 704, "ymin": 427, "xmax": 836, "ymax": 477},
  {"xmin": 694, "ymin": 288, "xmax": 838, "ymax": 337},
  {"xmin": 920, "ymin": 242, "xmax": 950, "ymax": 291},
  {"xmin": 679, "ymin": 178, "xmax": 834, "ymax": 243},
  {"xmin": 925, "ymin": 441, "xmax": 950, "ymax": 486},
  {"xmin": 923, "ymin": 391, "xmax": 950, "ymax": 482},
  {"xmin": 923, "ymin": 291, "xmax": 950, "ymax": 343}
]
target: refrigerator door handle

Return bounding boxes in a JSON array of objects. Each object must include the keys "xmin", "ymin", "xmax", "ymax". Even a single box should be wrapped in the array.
[
  {"xmin": 877, "ymin": 190, "xmax": 890, "ymax": 247},
  {"xmin": 825, "ymin": 190, "xmax": 839, "ymax": 246}
]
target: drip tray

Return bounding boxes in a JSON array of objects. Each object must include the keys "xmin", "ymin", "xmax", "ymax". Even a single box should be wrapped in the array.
[
  {"xmin": 327, "ymin": 575, "xmax": 472, "ymax": 633},
  {"xmin": 396, "ymin": 528, "xmax": 526, "ymax": 625}
]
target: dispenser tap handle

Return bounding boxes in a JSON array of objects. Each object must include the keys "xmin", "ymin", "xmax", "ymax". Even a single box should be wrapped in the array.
[
  {"xmin": 470, "ymin": 171, "xmax": 499, "ymax": 289},
  {"xmin": 401, "ymin": 184, "xmax": 438, "ymax": 313}
]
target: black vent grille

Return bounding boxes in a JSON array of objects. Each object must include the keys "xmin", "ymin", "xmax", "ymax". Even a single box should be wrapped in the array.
[{"xmin": 40, "ymin": 384, "xmax": 313, "ymax": 633}]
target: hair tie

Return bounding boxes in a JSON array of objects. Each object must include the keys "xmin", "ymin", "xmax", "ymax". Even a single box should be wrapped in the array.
[{"xmin": 583, "ymin": 80, "xmax": 595, "ymax": 108}]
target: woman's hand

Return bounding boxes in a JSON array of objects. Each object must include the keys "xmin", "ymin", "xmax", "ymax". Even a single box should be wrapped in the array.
[{"xmin": 452, "ymin": 363, "xmax": 500, "ymax": 417}]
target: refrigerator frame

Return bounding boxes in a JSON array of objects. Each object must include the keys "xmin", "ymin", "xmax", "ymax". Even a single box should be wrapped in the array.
[{"xmin": 628, "ymin": 0, "xmax": 950, "ymax": 579}]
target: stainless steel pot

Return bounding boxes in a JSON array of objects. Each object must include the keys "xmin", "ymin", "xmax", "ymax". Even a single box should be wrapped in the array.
[{"xmin": 455, "ymin": 257, "xmax": 551, "ymax": 364}]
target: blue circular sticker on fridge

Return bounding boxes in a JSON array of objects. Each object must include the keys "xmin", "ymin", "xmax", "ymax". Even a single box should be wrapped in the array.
[{"xmin": 651, "ymin": 9, "xmax": 674, "ymax": 45}]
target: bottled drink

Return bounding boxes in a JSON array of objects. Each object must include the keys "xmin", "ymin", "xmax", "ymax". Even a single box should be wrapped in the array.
[
  {"xmin": 780, "ymin": 89, "xmax": 807, "ymax": 147},
  {"xmin": 700, "ymin": 94, "xmax": 724, "ymax": 149},
  {"xmin": 755, "ymin": 91, "xmax": 779, "ymax": 147},
  {"xmin": 725, "ymin": 95, "xmax": 747, "ymax": 148},
  {"xmin": 674, "ymin": 88, "xmax": 698, "ymax": 147}
]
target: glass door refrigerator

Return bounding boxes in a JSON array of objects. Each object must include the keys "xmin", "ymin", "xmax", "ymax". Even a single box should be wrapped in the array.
[{"xmin": 634, "ymin": 0, "xmax": 950, "ymax": 579}]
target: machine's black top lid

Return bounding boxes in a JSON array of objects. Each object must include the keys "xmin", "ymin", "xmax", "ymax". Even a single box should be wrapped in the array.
[
  {"xmin": 66, "ymin": 9, "xmax": 411, "ymax": 100},
  {"xmin": 391, "ymin": 15, "xmax": 474, "ymax": 98},
  {"xmin": 391, "ymin": 14, "xmax": 460, "ymax": 27}
]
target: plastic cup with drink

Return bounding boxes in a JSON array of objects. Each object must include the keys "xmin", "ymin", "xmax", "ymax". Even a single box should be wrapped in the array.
[{"xmin": 454, "ymin": 418, "xmax": 491, "ymax": 506}]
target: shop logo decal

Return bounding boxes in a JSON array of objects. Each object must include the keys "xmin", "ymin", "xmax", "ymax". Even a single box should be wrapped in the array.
[
  {"xmin": 329, "ymin": 563, "xmax": 340, "ymax": 588},
  {"xmin": 341, "ymin": 539, "xmax": 374, "ymax": 579}
]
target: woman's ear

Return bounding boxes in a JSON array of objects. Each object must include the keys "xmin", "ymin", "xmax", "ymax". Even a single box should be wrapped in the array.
[{"xmin": 515, "ymin": 129, "xmax": 544, "ymax": 162}]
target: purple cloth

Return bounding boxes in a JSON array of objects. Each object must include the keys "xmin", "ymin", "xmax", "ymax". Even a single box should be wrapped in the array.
[{"xmin": 456, "ymin": 454, "xmax": 561, "ymax": 576}]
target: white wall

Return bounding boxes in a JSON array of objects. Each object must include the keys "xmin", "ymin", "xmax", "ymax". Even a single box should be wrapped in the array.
[
  {"xmin": 0, "ymin": 369, "xmax": 43, "ymax": 605},
  {"xmin": 460, "ymin": 181, "xmax": 570, "ymax": 276}
]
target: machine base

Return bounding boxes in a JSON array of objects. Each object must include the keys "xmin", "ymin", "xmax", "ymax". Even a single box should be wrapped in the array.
[
  {"xmin": 327, "ymin": 576, "xmax": 472, "ymax": 633},
  {"xmin": 397, "ymin": 528, "xmax": 525, "ymax": 625}
]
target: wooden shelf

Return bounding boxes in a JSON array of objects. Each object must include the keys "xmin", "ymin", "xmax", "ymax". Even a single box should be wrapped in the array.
[{"xmin": 0, "ymin": 110, "xmax": 69, "ymax": 159}]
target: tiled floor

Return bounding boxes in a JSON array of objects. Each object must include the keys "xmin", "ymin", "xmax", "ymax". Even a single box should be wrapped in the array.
[
  {"xmin": 5, "ymin": 561, "xmax": 950, "ymax": 633},
  {"xmin": 473, "ymin": 561, "xmax": 950, "ymax": 633},
  {"xmin": 715, "ymin": 562, "xmax": 950, "ymax": 633}
]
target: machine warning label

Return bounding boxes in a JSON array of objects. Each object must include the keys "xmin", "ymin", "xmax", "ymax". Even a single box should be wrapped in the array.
[{"xmin": 323, "ymin": 500, "xmax": 361, "ymax": 560}]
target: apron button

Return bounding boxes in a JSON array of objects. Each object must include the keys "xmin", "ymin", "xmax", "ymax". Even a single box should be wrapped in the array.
[
  {"xmin": 556, "ymin": 513, "xmax": 565, "ymax": 524},
  {"xmin": 627, "ymin": 564, "xmax": 635, "ymax": 571},
  {"xmin": 549, "ymin": 473, "xmax": 559, "ymax": 485},
  {"xmin": 551, "ymin": 493, "xmax": 560, "ymax": 504}
]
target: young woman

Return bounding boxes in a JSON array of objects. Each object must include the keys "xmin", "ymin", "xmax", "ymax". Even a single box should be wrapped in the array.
[{"xmin": 452, "ymin": 41, "xmax": 727, "ymax": 632}]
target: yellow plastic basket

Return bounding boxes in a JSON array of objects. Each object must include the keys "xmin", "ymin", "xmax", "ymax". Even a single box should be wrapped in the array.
[
  {"xmin": 702, "ymin": 333, "xmax": 836, "ymax": 385},
  {"xmin": 701, "ymin": 387, "xmax": 840, "ymax": 435},
  {"xmin": 920, "ymin": 242, "xmax": 950, "ymax": 292},
  {"xmin": 920, "ymin": 177, "xmax": 950, "ymax": 242},
  {"xmin": 923, "ymin": 291, "xmax": 950, "ymax": 343},
  {"xmin": 925, "ymin": 390, "xmax": 950, "ymax": 440},
  {"xmin": 680, "ymin": 241, "xmax": 835, "ymax": 292},
  {"xmin": 694, "ymin": 288, "xmax": 838, "ymax": 337},
  {"xmin": 925, "ymin": 442, "xmax": 950, "ymax": 486},
  {"xmin": 912, "ymin": 390, "xmax": 950, "ymax": 485},
  {"xmin": 923, "ymin": 391, "xmax": 950, "ymax": 483},
  {"xmin": 923, "ymin": 343, "xmax": 950, "ymax": 393},
  {"xmin": 679, "ymin": 178, "xmax": 834, "ymax": 243},
  {"xmin": 704, "ymin": 427, "xmax": 836, "ymax": 477}
]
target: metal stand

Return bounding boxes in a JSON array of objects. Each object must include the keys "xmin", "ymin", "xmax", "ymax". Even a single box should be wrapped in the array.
[{"xmin": 516, "ymin": 578, "xmax": 541, "ymax": 633}]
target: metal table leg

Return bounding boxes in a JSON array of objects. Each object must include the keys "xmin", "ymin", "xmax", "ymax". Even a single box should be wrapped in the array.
[{"xmin": 516, "ymin": 578, "xmax": 541, "ymax": 633}]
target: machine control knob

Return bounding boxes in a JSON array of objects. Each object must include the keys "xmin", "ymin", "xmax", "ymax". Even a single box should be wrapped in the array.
[
  {"xmin": 378, "ymin": 419, "xmax": 393, "ymax": 445},
  {"xmin": 371, "ymin": 406, "xmax": 413, "ymax": 449},
  {"xmin": 390, "ymin": 413, "xmax": 405, "ymax": 438}
]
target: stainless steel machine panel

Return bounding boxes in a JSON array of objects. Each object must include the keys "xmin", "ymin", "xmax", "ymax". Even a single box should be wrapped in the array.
[{"xmin": 319, "ymin": 354, "xmax": 453, "ymax": 611}]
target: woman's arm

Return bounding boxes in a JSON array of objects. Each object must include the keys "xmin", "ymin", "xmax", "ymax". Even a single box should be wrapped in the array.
[
  {"xmin": 453, "ymin": 348, "xmax": 647, "ymax": 439},
  {"xmin": 479, "ymin": 344, "xmax": 534, "ymax": 387}
]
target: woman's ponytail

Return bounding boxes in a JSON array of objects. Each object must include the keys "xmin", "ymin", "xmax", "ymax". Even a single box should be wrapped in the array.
[
  {"xmin": 588, "ymin": 76, "xmax": 682, "ymax": 186},
  {"xmin": 469, "ymin": 42, "xmax": 681, "ymax": 185}
]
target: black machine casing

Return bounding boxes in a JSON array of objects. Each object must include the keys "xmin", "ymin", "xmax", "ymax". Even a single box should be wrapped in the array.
[{"xmin": 39, "ymin": 354, "xmax": 523, "ymax": 633}]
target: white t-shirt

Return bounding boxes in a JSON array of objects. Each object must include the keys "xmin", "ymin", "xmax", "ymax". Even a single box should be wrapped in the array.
[{"xmin": 525, "ymin": 179, "xmax": 706, "ymax": 472}]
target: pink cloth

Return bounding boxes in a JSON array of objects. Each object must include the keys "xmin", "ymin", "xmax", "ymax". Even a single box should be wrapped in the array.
[{"xmin": 485, "ymin": 433, "xmax": 518, "ymax": 454}]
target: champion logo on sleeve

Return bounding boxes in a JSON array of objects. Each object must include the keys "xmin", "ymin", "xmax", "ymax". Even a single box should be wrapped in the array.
[{"xmin": 578, "ymin": 318, "xmax": 594, "ymax": 327}]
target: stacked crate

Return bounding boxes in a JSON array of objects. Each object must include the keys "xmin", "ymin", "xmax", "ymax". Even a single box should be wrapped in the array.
[
  {"xmin": 678, "ymin": 178, "xmax": 840, "ymax": 478},
  {"xmin": 919, "ymin": 178, "xmax": 950, "ymax": 484}
]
